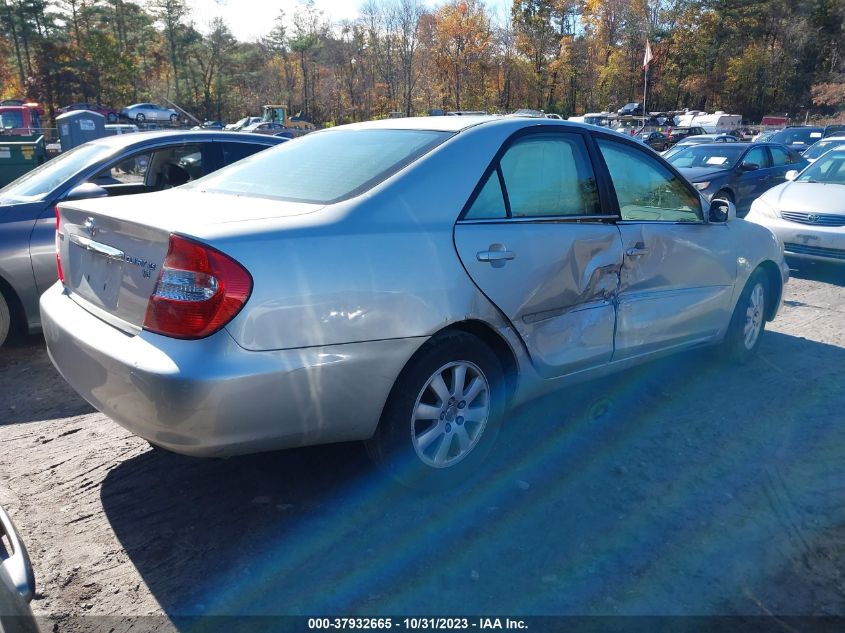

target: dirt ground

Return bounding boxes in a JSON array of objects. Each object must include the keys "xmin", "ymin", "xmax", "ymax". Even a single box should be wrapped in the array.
[{"xmin": 1, "ymin": 260, "xmax": 844, "ymax": 631}]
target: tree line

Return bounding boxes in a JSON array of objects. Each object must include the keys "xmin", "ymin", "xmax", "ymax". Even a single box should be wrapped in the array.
[{"xmin": 0, "ymin": 0, "xmax": 842, "ymax": 126}]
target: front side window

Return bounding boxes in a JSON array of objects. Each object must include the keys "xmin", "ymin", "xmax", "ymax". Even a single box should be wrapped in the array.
[
  {"xmin": 191, "ymin": 129, "xmax": 450, "ymax": 204},
  {"xmin": 464, "ymin": 132, "xmax": 600, "ymax": 219},
  {"xmin": 91, "ymin": 151, "xmax": 154, "ymax": 185},
  {"xmin": 742, "ymin": 147, "xmax": 771, "ymax": 169},
  {"xmin": 597, "ymin": 138, "xmax": 701, "ymax": 222}
]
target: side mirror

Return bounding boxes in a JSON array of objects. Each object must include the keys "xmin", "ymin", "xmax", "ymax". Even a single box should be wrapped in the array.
[
  {"xmin": 63, "ymin": 182, "xmax": 109, "ymax": 201},
  {"xmin": 709, "ymin": 198, "xmax": 736, "ymax": 223},
  {"xmin": 0, "ymin": 505, "xmax": 35, "ymax": 603},
  {"xmin": 785, "ymin": 169, "xmax": 798, "ymax": 181},
  {"xmin": 740, "ymin": 162, "xmax": 759, "ymax": 171}
]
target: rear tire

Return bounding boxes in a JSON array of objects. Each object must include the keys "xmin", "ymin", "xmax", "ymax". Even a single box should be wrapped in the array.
[
  {"xmin": 365, "ymin": 331, "xmax": 505, "ymax": 489},
  {"xmin": 722, "ymin": 269, "xmax": 768, "ymax": 363},
  {"xmin": 0, "ymin": 291, "xmax": 9, "ymax": 349}
]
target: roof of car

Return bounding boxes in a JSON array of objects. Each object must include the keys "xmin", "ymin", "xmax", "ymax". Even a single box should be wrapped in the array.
[
  {"xmin": 85, "ymin": 130, "xmax": 283, "ymax": 150},
  {"xmin": 327, "ymin": 115, "xmax": 610, "ymax": 134}
]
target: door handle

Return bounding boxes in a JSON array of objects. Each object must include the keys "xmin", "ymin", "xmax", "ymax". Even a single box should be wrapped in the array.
[
  {"xmin": 625, "ymin": 247, "xmax": 649, "ymax": 258},
  {"xmin": 477, "ymin": 250, "xmax": 515, "ymax": 263}
]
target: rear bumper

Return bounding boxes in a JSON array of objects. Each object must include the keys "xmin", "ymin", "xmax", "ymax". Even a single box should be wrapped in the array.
[{"xmin": 41, "ymin": 284, "xmax": 426, "ymax": 457}]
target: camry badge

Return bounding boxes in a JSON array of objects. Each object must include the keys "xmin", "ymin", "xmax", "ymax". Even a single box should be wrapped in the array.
[
  {"xmin": 807, "ymin": 214, "xmax": 820, "ymax": 224},
  {"xmin": 84, "ymin": 217, "xmax": 98, "ymax": 238}
]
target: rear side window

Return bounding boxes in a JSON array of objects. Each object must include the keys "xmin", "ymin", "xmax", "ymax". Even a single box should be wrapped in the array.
[
  {"xmin": 769, "ymin": 145, "xmax": 795, "ymax": 166},
  {"xmin": 221, "ymin": 141, "xmax": 271, "ymax": 165},
  {"xmin": 192, "ymin": 129, "xmax": 450, "ymax": 204},
  {"xmin": 597, "ymin": 138, "xmax": 701, "ymax": 222},
  {"xmin": 465, "ymin": 132, "xmax": 600, "ymax": 219}
]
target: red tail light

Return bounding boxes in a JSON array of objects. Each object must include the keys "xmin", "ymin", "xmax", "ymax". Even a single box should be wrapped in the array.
[
  {"xmin": 143, "ymin": 234, "xmax": 252, "ymax": 339},
  {"xmin": 55, "ymin": 206, "xmax": 64, "ymax": 283}
]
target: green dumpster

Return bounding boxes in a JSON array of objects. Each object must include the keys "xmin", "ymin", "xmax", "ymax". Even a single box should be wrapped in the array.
[{"xmin": 0, "ymin": 134, "xmax": 48, "ymax": 187}]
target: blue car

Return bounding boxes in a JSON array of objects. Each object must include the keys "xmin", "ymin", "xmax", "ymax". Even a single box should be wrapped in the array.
[
  {"xmin": 0, "ymin": 130, "xmax": 285, "ymax": 347},
  {"xmin": 666, "ymin": 142, "xmax": 808, "ymax": 217}
]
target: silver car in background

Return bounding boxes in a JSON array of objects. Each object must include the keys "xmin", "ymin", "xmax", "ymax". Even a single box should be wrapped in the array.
[
  {"xmin": 42, "ymin": 117, "xmax": 788, "ymax": 485},
  {"xmin": 120, "ymin": 103, "xmax": 180, "ymax": 123},
  {"xmin": 746, "ymin": 148, "xmax": 845, "ymax": 263}
]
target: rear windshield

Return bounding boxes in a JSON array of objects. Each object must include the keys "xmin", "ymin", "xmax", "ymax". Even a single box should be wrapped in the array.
[
  {"xmin": 803, "ymin": 139, "xmax": 845, "ymax": 160},
  {"xmin": 190, "ymin": 129, "xmax": 452, "ymax": 204},
  {"xmin": 770, "ymin": 128, "xmax": 824, "ymax": 146}
]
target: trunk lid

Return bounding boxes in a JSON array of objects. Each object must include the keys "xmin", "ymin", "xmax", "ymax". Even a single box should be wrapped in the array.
[
  {"xmin": 58, "ymin": 204, "xmax": 171, "ymax": 331},
  {"xmin": 57, "ymin": 189, "xmax": 323, "ymax": 332}
]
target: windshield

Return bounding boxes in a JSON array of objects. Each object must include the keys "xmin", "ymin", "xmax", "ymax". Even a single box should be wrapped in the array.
[
  {"xmin": 190, "ymin": 128, "xmax": 452, "ymax": 204},
  {"xmin": 0, "ymin": 110, "xmax": 24, "ymax": 129},
  {"xmin": 0, "ymin": 142, "xmax": 113, "ymax": 202},
  {"xmin": 666, "ymin": 145, "xmax": 745, "ymax": 169},
  {"xmin": 770, "ymin": 128, "xmax": 823, "ymax": 146},
  {"xmin": 803, "ymin": 139, "xmax": 845, "ymax": 160},
  {"xmin": 796, "ymin": 151, "xmax": 845, "ymax": 184}
]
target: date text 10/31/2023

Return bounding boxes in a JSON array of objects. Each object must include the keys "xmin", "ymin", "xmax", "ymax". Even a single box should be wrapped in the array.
[{"xmin": 307, "ymin": 618, "xmax": 528, "ymax": 630}]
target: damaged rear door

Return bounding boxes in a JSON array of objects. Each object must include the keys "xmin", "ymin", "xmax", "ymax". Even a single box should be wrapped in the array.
[{"xmin": 454, "ymin": 128, "xmax": 623, "ymax": 379}]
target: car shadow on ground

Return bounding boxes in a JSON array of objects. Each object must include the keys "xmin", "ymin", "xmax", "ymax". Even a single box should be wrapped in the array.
[
  {"xmin": 0, "ymin": 334, "xmax": 95, "ymax": 426},
  {"xmin": 100, "ymin": 331, "xmax": 845, "ymax": 621},
  {"xmin": 787, "ymin": 259, "xmax": 844, "ymax": 286}
]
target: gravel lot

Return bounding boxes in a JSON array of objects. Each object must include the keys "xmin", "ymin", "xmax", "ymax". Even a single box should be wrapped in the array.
[{"xmin": 1, "ymin": 261, "xmax": 844, "ymax": 630}]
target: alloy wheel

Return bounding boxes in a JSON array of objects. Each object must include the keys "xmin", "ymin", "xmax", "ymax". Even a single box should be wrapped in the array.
[
  {"xmin": 410, "ymin": 361, "xmax": 490, "ymax": 468},
  {"xmin": 743, "ymin": 282, "xmax": 765, "ymax": 350}
]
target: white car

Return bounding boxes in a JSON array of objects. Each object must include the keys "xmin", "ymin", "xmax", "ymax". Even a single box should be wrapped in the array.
[
  {"xmin": 800, "ymin": 135, "xmax": 845, "ymax": 163},
  {"xmin": 746, "ymin": 148, "xmax": 845, "ymax": 263}
]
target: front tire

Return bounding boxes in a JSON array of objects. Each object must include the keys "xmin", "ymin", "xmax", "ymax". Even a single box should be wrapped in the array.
[
  {"xmin": 722, "ymin": 269, "xmax": 768, "ymax": 363},
  {"xmin": 365, "ymin": 331, "xmax": 505, "ymax": 488}
]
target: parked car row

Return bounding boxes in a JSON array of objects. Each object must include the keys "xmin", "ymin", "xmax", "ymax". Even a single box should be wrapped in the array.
[{"xmin": 3, "ymin": 113, "xmax": 844, "ymax": 488}]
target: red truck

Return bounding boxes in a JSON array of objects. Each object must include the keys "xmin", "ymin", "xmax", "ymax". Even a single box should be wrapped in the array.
[{"xmin": 0, "ymin": 101, "xmax": 43, "ymax": 134}]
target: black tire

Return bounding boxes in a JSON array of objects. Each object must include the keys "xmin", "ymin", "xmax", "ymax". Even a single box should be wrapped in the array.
[
  {"xmin": 365, "ymin": 331, "xmax": 506, "ymax": 489},
  {"xmin": 135, "ymin": 113, "xmax": 145, "ymax": 123},
  {"xmin": 722, "ymin": 269, "xmax": 769, "ymax": 363},
  {"xmin": 0, "ymin": 291, "xmax": 9, "ymax": 349},
  {"xmin": 170, "ymin": 113, "xmax": 178, "ymax": 123}
]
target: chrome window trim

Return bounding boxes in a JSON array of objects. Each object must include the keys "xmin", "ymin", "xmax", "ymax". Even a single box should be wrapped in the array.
[{"xmin": 457, "ymin": 214, "xmax": 620, "ymax": 225}]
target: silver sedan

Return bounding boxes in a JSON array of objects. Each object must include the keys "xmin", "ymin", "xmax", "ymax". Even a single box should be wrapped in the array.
[
  {"xmin": 746, "ymin": 148, "xmax": 845, "ymax": 263},
  {"xmin": 120, "ymin": 103, "xmax": 180, "ymax": 123},
  {"xmin": 42, "ymin": 116, "xmax": 788, "ymax": 485}
]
